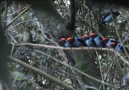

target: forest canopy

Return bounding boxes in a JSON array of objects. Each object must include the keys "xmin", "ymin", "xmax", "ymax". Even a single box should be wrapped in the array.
[{"xmin": 1, "ymin": 0, "xmax": 129, "ymax": 90}]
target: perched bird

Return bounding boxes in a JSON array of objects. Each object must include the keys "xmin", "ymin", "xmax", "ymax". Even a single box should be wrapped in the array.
[
  {"xmin": 59, "ymin": 38, "xmax": 67, "ymax": 47},
  {"xmin": 99, "ymin": 11, "xmax": 120, "ymax": 25},
  {"xmin": 110, "ymin": 42, "xmax": 129, "ymax": 53},
  {"xmin": 59, "ymin": 37, "xmax": 76, "ymax": 65},
  {"xmin": 65, "ymin": 37, "xmax": 85, "ymax": 47},
  {"xmin": 65, "ymin": 37, "xmax": 75, "ymax": 47},
  {"xmin": 93, "ymin": 35, "xmax": 104, "ymax": 47},
  {"xmin": 85, "ymin": 33, "xmax": 96, "ymax": 47},
  {"xmin": 82, "ymin": 35, "xmax": 89, "ymax": 46},
  {"xmin": 101, "ymin": 38, "xmax": 118, "ymax": 48}
]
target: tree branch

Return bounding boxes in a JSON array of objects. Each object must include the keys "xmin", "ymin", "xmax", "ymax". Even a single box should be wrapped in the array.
[
  {"xmin": 9, "ymin": 56, "xmax": 75, "ymax": 90},
  {"xmin": 6, "ymin": 5, "xmax": 31, "ymax": 28},
  {"xmin": 35, "ymin": 49, "xmax": 119, "ymax": 88},
  {"xmin": 9, "ymin": 50, "xmax": 119, "ymax": 89},
  {"xmin": 14, "ymin": 43, "xmax": 129, "ymax": 67}
]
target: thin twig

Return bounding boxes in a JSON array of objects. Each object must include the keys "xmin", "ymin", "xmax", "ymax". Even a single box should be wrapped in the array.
[
  {"xmin": 7, "ymin": 6, "xmax": 28, "ymax": 16},
  {"xmin": 95, "ymin": 50, "xmax": 105, "ymax": 90},
  {"xmin": 6, "ymin": 5, "xmax": 31, "ymax": 28}
]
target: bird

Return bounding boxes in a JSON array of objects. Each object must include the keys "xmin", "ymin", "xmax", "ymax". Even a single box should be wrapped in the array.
[
  {"xmin": 65, "ymin": 37, "xmax": 85, "ymax": 47},
  {"xmin": 85, "ymin": 33, "xmax": 96, "ymax": 47},
  {"xmin": 110, "ymin": 42, "xmax": 129, "ymax": 53},
  {"xmin": 64, "ymin": 37, "xmax": 75, "ymax": 47},
  {"xmin": 101, "ymin": 38, "xmax": 118, "ymax": 48},
  {"xmin": 81, "ymin": 35, "xmax": 89, "ymax": 46},
  {"xmin": 59, "ymin": 37, "xmax": 76, "ymax": 65},
  {"xmin": 99, "ymin": 11, "xmax": 120, "ymax": 25},
  {"xmin": 93, "ymin": 35, "xmax": 104, "ymax": 47},
  {"xmin": 59, "ymin": 38, "xmax": 67, "ymax": 47}
]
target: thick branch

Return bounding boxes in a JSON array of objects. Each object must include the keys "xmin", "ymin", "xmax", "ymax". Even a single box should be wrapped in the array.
[{"xmin": 14, "ymin": 43, "xmax": 129, "ymax": 67}]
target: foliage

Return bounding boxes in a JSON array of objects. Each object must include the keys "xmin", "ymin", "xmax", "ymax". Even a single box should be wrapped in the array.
[{"xmin": 1, "ymin": 0, "xmax": 129, "ymax": 90}]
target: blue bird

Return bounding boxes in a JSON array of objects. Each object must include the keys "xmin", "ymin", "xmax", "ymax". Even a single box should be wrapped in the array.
[
  {"xmin": 59, "ymin": 37, "xmax": 75, "ymax": 47},
  {"xmin": 99, "ymin": 11, "xmax": 120, "ymax": 25},
  {"xmin": 59, "ymin": 38, "xmax": 67, "ymax": 47},
  {"xmin": 82, "ymin": 35, "xmax": 89, "ymax": 46},
  {"xmin": 110, "ymin": 42, "xmax": 129, "ymax": 53},
  {"xmin": 93, "ymin": 35, "xmax": 104, "ymax": 47},
  {"xmin": 75, "ymin": 37, "xmax": 88, "ymax": 46},
  {"xmin": 85, "ymin": 33, "xmax": 96, "ymax": 47},
  {"xmin": 101, "ymin": 38, "xmax": 118, "ymax": 48},
  {"xmin": 64, "ymin": 37, "xmax": 74, "ymax": 47},
  {"xmin": 73, "ymin": 37, "xmax": 85, "ymax": 47},
  {"xmin": 66, "ymin": 37, "xmax": 85, "ymax": 47}
]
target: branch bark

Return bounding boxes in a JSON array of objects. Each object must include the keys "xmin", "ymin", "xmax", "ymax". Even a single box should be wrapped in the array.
[{"xmin": 14, "ymin": 43, "xmax": 129, "ymax": 69}]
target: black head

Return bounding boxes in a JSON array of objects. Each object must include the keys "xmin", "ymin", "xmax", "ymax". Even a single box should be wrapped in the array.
[{"xmin": 113, "ymin": 11, "xmax": 120, "ymax": 16}]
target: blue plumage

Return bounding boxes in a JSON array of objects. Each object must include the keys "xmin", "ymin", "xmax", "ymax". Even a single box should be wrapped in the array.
[
  {"xmin": 59, "ymin": 37, "xmax": 74, "ymax": 47},
  {"xmin": 64, "ymin": 41, "xmax": 74, "ymax": 47},
  {"xmin": 115, "ymin": 43, "xmax": 124, "ymax": 52},
  {"xmin": 82, "ymin": 35, "xmax": 89, "ymax": 46},
  {"xmin": 85, "ymin": 33, "xmax": 97, "ymax": 47},
  {"xmin": 106, "ymin": 38, "xmax": 118, "ymax": 48},
  {"xmin": 59, "ymin": 38, "xmax": 67, "ymax": 47},
  {"xmin": 94, "ymin": 36, "xmax": 103, "ymax": 47},
  {"xmin": 86, "ymin": 38, "xmax": 96, "ymax": 47},
  {"xmin": 101, "ymin": 38, "xmax": 118, "ymax": 48},
  {"xmin": 65, "ymin": 37, "xmax": 85, "ymax": 47},
  {"xmin": 73, "ymin": 37, "xmax": 83, "ymax": 47},
  {"xmin": 100, "ymin": 11, "xmax": 120, "ymax": 25},
  {"xmin": 110, "ymin": 42, "xmax": 129, "ymax": 53}
]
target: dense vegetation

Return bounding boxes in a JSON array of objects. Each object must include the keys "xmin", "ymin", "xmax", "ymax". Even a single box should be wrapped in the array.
[{"xmin": 1, "ymin": 0, "xmax": 129, "ymax": 90}]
